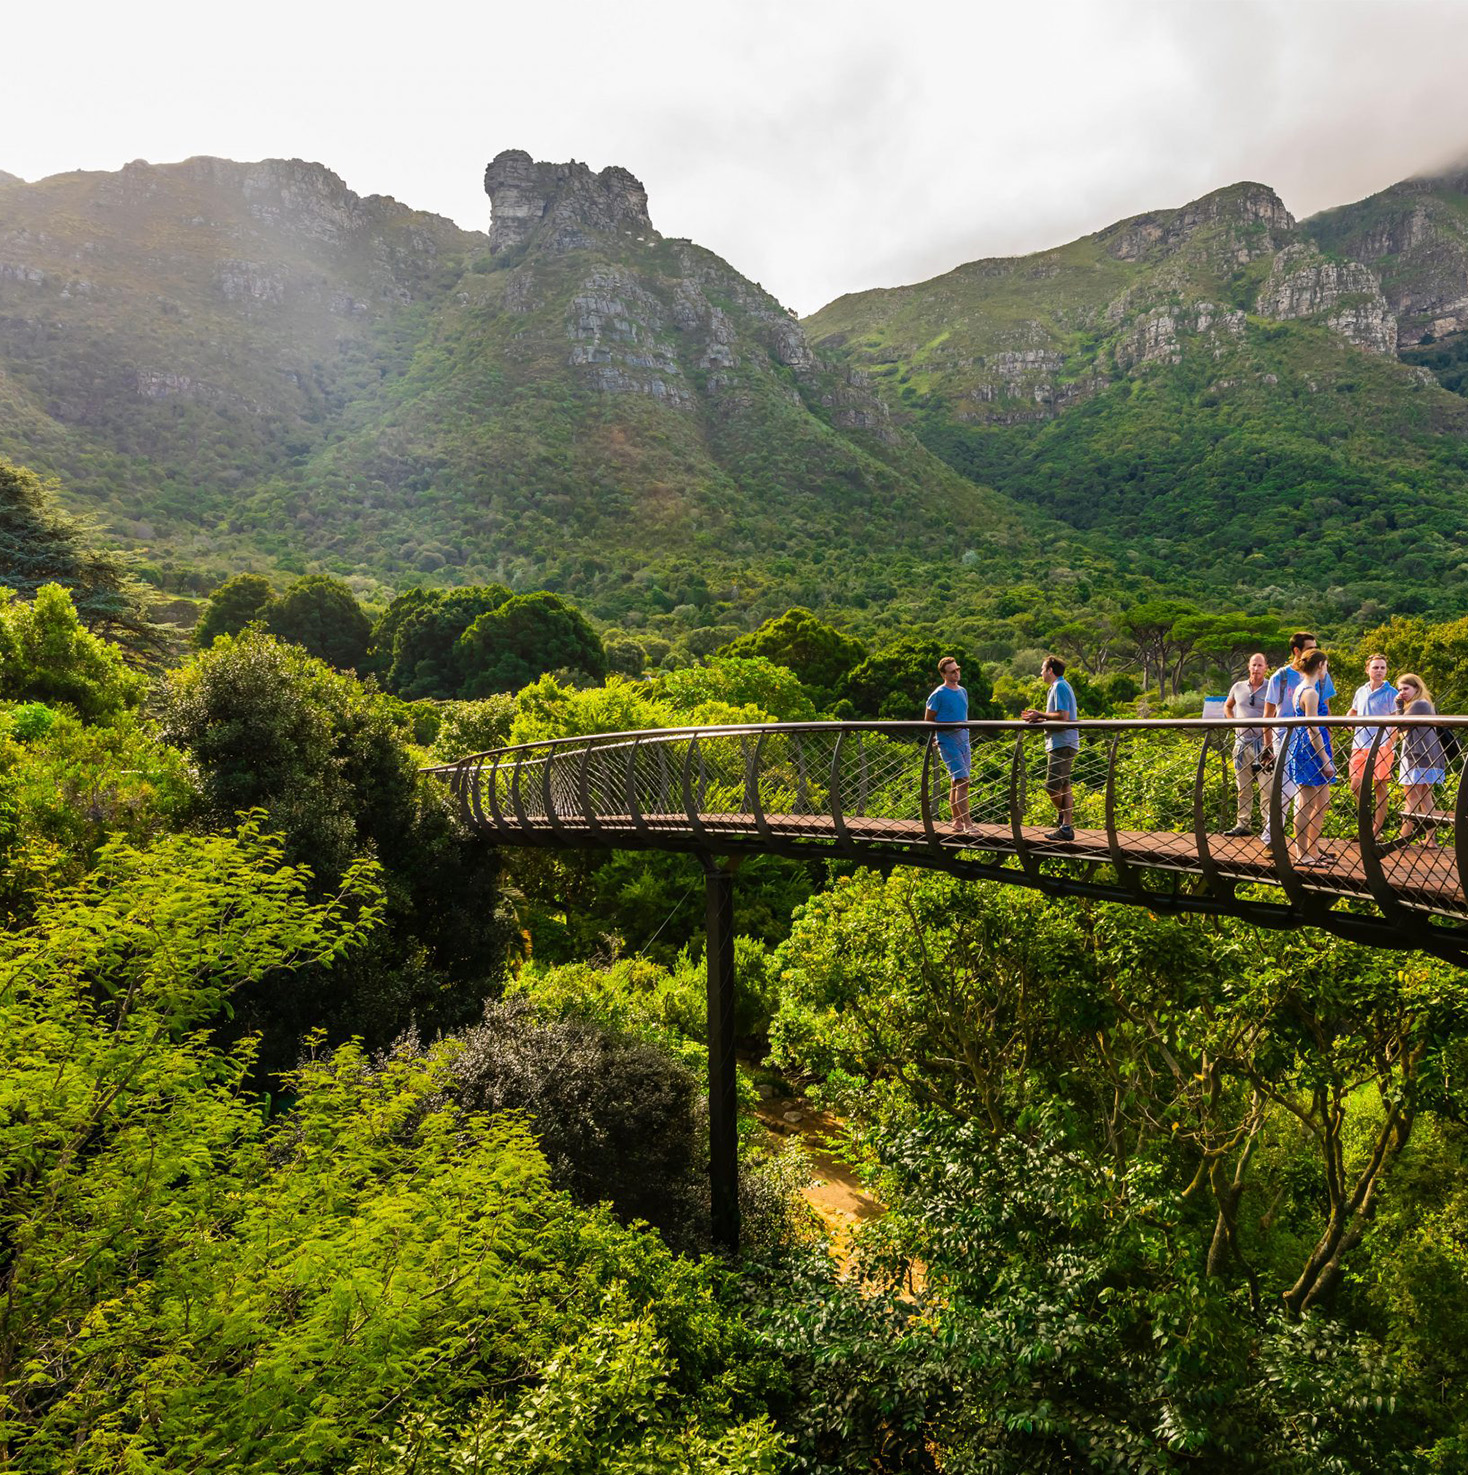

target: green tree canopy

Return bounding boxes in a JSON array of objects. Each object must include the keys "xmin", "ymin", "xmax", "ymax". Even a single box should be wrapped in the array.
[
  {"xmin": 456, "ymin": 590, "xmax": 608, "ymax": 698},
  {"xmin": 840, "ymin": 636, "xmax": 1001, "ymax": 721},
  {"xmin": 158, "ymin": 629, "xmax": 508, "ymax": 1069},
  {"xmin": 0, "ymin": 455, "xmax": 164, "ymax": 657},
  {"xmin": 264, "ymin": 574, "xmax": 371, "ymax": 671},
  {"xmin": 0, "ymin": 825, "xmax": 782, "ymax": 1472},
  {"xmin": 372, "ymin": 584, "xmax": 513, "ymax": 698},
  {"xmin": 1357, "ymin": 611, "xmax": 1468, "ymax": 711},
  {"xmin": 0, "ymin": 584, "xmax": 145, "ymax": 722},
  {"xmin": 194, "ymin": 572, "xmax": 275, "ymax": 648},
  {"xmin": 659, "ymin": 656, "xmax": 818, "ymax": 723},
  {"xmin": 717, "ymin": 608, "xmax": 867, "ymax": 706}
]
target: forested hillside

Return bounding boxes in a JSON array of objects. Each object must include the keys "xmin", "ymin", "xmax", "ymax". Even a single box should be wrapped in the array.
[
  {"xmin": 805, "ymin": 174, "xmax": 1468, "ymax": 617},
  {"xmin": 0, "ymin": 152, "xmax": 1055, "ymax": 624}
]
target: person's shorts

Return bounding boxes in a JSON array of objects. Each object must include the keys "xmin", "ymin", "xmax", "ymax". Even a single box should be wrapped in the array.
[
  {"xmin": 936, "ymin": 734, "xmax": 971, "ymax": 781},
  {"xmin": 1349, "ymin": 743, "xmax": 1394, "ymax": 788},
  {"xmin": 1045, "ymin": 746, "xmax": 1076, "ymax": 792},
  {"xmin": 1401, "ymin": 767, "xmax": 1444, "ymax": 787}
]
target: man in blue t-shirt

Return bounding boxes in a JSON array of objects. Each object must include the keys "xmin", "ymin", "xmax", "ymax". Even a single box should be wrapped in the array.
[
  {"xmin": 1261, "ymin": 631, "xmax": 1336, "ymax": 847},
  {"xmin": 1021, "ymin": 655, "xmax": 1079, "ymax": 841},
  {"xmin": 924, "ymin": 656, "xmax": 971, "ymax": 832}
]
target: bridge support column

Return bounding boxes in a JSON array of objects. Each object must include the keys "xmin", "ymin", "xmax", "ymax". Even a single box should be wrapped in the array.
[{"xmin": 703, "ymin": 856, "xmax": 740, "ymax": 1252}]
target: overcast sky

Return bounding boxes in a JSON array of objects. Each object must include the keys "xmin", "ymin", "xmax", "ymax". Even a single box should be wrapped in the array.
[{"xmin": 8, "ymin": 0, "xmax": 1468, "ymax": 314}]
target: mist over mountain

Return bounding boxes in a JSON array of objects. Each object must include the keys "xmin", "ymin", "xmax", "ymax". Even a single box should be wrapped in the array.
[{"xmin": 0, "ymin": 150, "xmax": 1047, "ymax": 624}]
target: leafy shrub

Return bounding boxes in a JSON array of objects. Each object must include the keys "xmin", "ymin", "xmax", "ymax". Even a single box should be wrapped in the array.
[
  {"xmin": 6, "ymin": 702, "xmax": 55, "ymax": 742},
  {"xmin": 457, "ymin": 589, "xmax": 608, "ymax": 697},
  {"xmin": 194, "ymin": 571, "xmax": 274, "ymax": 647},
  {"xmin": 0, "ymin": 584, "xmax": 145, "ymax": 721},
  {"xmin": 404, "ymin": 996, "xmax": 707, "ymax": 1248},
  {"xmin": 264, "ymin": 573, "xmax": 372, "ymax": 670}
]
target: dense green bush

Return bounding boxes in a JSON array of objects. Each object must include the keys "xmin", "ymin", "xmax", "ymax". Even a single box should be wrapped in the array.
[
  {"xmin": 404, "ymin": 996, "xmax": 707, "ymax": 1247},
  {"xmin": 0, "ymin": 584, "xmax": 145, "ymax": 721},
  {"xmin": 457, "ymin": 589, "xmax": 608, "ymax": 697},
  {"xmin": 719, "ymin": 608, "xmax": 866, "ymax": 708},
  {"xmin": 0, "ymin": 825, "xmax": 783, "ymax": 1473},
  {"xmin": 264, "ymin": 573, "xmax": 372, "ymax": 670},
  {"xmin": 158, "ymin": 630, "xmax": 509, "ymax": 1070},
  {"xmin": 0, "ymin": 455, "xmax": 163, "ymax": 655},
  {"xmin": 193, "ymin": 571, "xmax": 274, "ymax": 647}
]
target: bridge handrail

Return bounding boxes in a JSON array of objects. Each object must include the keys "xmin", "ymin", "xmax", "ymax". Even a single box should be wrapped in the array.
[{"xmin": 421, "ymin": 712, "xmax": 1468, "ymax": 774}]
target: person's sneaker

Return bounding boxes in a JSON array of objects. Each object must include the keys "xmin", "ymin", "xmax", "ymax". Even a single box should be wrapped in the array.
[
  {"xmin": 1223, "ymin": 824, "xmax": 1252, "ymax": 837},
  {"xmin": 1044, "ymin": 824, "xmax": 1076, "ymax": 842}
]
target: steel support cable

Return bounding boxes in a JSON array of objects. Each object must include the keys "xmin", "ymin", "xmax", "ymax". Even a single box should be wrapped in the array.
[
  {"xmin": 1009, "ymin": 732, "xmax": 1038, "ymax": 881},
  {"xmin": 1192, "ymin": 735, "xmax": 1231, "ymax": 902},
  {"xmin": 920, "ymin": 732, "xmax": 942, "ymax": 855},
  {"xmin": 1455, "ymin": 746, "xmax": 1468, "ymax": 916},
  {"xmin": 750, "ymin": 731, "xmax": 772, "ymax": 842},
  {"xmin": 1104, "ymin": 733, "xmax": 1147, "ymax": 901},
  {"xmin": 541, "ymin": 741, "xmax": 567, "ymax": 835},
  {"xmin": 578, "ymin": 738, "xmax": 602, "ymax": 837}
]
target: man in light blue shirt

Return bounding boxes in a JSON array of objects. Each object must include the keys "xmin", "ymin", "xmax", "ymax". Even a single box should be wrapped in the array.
[
  {"xmin": 1262, "ymin": 631, "xmax": 1336, "ymax": 847},
  {"xmin": 1347, "ymin": 653, "xmax": 1397, "ymax": 837},
  {"xmin": 1022, "ymin": 655, "xmax": 1079, "ymax": 841},
  {"xmin": 924, "ymin": 656, "xmax": 971, "ymax": 832}
]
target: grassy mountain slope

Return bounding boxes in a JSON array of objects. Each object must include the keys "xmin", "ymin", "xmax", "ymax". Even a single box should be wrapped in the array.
[{"xmin": 805, "ymin": 182, "xmax": 1468, "ymax": 615}]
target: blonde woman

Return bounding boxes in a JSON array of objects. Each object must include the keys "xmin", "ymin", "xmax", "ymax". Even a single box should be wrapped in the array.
[
  {"xmin": 1395, "ymin": 674, "xmax": 1445, "ymax": 844},
  {"xmin": 1285, "ymin": 649, "xmax": 1335, "ymax": 866}
]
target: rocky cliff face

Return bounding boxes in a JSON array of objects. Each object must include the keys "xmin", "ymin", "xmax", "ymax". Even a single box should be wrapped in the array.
[
  {"xmin": 806, "ymin": 177, "xmax": 1412, "ymax": 433},
  {"xmin": 1256, "ymin": 244, "xmax": 1397, "ymax": 353},
  {"xmin": 479, "ymin": 148, "xmax": 892, "ymax": 437},
  {"xmin": 1305, "ymin": 165, "xmax": 1468, "ymax": 345},
  {"xmin": 1100, "ymin": 182, "xmax": 1295, "ymax": 264},
  {"xmin": 484, "ymin": 149, "xmax": 653, "ymax": 256}
]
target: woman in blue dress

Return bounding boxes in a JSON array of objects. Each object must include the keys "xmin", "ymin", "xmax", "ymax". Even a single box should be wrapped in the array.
[{"xmin": 1286, "ymin": 649, "xmax": 1336, "ymax": 866}]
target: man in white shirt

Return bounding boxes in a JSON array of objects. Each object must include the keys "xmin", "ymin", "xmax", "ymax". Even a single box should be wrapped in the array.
[
  {"xmin": 1346, "ymin": 653, "xmax": 1397, "ymax": 837},
  {"xmin": 1223, "ymin": 652, "xmax": 1271, "ymax": 837}
]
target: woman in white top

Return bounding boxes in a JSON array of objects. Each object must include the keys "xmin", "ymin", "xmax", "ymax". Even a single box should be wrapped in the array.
[{"xmin": 1395, "ymin": 673, "xmax": 1445, "ymax": 846}]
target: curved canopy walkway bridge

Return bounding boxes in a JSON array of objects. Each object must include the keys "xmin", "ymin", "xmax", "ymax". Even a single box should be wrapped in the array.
[{"xmin": 429, "ymin": 715, "xmax": 1468, "ymax": 1247}]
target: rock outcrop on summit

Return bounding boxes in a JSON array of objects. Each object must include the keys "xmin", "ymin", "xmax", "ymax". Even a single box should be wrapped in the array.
[{"xmin": 484, "ymin": 149, "xmax": 653, "ymax": 256}]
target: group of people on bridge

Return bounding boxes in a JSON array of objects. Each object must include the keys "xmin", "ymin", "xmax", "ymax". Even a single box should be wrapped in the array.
[{"xmin": 924, "ymin": 632, "xmax": 1451, "ymax": 866}]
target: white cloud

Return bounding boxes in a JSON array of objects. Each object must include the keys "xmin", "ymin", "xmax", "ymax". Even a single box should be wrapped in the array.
[{"xmin": 8, "ymin": 0, "xmax": 1468, "ymax": 313}]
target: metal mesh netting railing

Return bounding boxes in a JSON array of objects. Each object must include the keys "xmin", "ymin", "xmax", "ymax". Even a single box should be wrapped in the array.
[{"xmin": 430, "ymin": 716, "xmax": 1468, "ymax": 954}]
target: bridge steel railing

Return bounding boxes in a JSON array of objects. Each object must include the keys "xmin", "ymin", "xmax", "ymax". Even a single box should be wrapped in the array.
[{"xmin": 427, "ymin": 714, "xmax": 1468, "ymax": 1248}]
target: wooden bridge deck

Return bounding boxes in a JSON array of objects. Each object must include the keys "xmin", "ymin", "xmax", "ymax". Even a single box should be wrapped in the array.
[{"xmin": 539, "ymin": 812, "xmax": 1466, "ymax": 913}]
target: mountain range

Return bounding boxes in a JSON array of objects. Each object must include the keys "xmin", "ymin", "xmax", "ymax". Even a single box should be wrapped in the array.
[{"xmin": 2, "ymin": 149, "xmax": 1467, "ymax": 631}]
